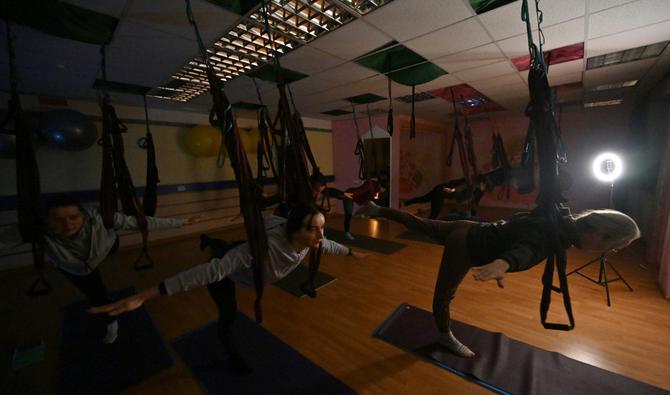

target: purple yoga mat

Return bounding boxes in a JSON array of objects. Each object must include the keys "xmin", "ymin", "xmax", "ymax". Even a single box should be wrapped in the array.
[{"xmin": 374, "ymin": 304, "xmax": 669, "ymax": 395}]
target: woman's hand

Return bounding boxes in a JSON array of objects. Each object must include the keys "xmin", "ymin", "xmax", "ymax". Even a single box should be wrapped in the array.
[
  {"xmin": 355, "ymin": 201, "xmax": 381, "ymax": 218},
  {"xmin": 471, "ymin": 259, "xmax": 510, "ymax": 288},
  {"xmin": 344, "ymin": 192, "xmax": 354, "ymax": 199},
  {"xmin": 182, "ymin": 216, "xmax": 201, "ymax": 226},
  {"xmin": 88, "ymin": 287, "xmax": 160, "ymax": 316}
]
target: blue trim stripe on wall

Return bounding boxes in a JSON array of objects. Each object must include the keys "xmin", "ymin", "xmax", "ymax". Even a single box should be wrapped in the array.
[{"xmin": 0, "ymin": 175, "xmax": 336, "ymax": 210}]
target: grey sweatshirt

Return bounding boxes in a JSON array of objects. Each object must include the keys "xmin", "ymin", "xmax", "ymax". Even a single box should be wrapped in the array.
[
  {"xmin": 163, "ymin": 215, "xmax": 350, "ymax": 295},
  {"xmin": 44, "ymin": 207, "xmax": 183, "ymax": 275}
]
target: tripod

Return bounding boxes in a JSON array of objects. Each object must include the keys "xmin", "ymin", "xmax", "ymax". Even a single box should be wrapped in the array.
[
  {"xmin": 567, "ymin": 181, "xmax": 633, "ymax": 306},
  {"xmin": 567, "ymin": 251, "xmax": 633, "ymax": 306}
]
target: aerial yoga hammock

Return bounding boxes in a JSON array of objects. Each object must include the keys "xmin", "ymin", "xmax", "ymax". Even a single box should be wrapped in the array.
[
  {"xmin": 182, "ymin": 0, "xmax": 270, "ymax": 323},
  {"xmin": 403, "ymin": 125, "xmax": 513, "ymax": 219},
  {"xmin": 428, "ymin": 88, "xmax": 480, "ymax": 218},
  {"xmin": 520, "ymin": 0, "xmax": 576, "ymax": 330},
  {"xmin": 491, "ymin": 130, "xmax": 513, "ymax": 199},
  {"xmin": 2, "ymin": 22, "xmax": 51, "ymax": 295},
  {"xmin": 98, "ymin": 46, "xmax": 155, "ymax": 271},
  {"xmin": 139, "ymin": 94, "xmax": 159, "ymax": 217}
]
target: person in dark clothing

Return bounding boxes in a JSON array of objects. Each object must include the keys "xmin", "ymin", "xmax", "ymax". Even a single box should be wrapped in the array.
[
  {"xmin": 403, "ymin": 168, "xmax": 507, "ymax": 219},
  {"xmin": 356, "ymin": 202, "xmax": 640, "ymax": 358},
  {"xmin": 263, "ymin": 172, "xmax": 384, "ymax": 240}
]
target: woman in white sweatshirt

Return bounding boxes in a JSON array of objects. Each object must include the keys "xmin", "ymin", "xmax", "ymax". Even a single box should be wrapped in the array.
[
  {"xmin": 90, "ymin": 202, "xmax": 366, "ymax": 374},
  {"xmin": 42, "ymin": 194, "xmax": 196, "ymax": 344}
]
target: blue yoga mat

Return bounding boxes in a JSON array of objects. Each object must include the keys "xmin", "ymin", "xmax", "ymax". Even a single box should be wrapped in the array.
[
  {"xmin": 57, "ymin": 287, "xmax": 173, "ymax": 395},
  {"xmin": 172, "ymin": 313, "xmax": 357, "ymax": 394}
]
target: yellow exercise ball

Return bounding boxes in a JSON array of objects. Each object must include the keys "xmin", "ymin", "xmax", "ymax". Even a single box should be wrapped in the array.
[{"xmin": 183, "ymin": 125, "xmax": 222, "ymax": 157}]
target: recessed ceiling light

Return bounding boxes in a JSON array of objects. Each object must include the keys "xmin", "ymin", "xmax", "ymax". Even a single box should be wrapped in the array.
[
  {"xmin": 583, "ymin": 99, "xmax": 624, "ymax": 108},
  {"xmin": 150, "ymin": 0, "xmax": 394, "ymax": 102},
  {"xmin": 586, "ymin": 41, "xmax": 668, "ymax": 70}
]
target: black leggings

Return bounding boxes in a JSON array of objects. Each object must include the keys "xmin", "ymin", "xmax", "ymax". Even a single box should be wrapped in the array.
[
  {"xmin": 202, "ymin": 238, "xmax": 246, "ymax": 356},
  {"xmin": 325, "ymin": 188, "xmax": 353, "ymax": 233},
  {"xmin": 60, "ymin": 268, "xmax": 116, "ymax": 324},
  {"xmin": 405, "ymin": 185, "xmax": 481, "ymax": 219},
  {"xmin": 375, "ymin": 207, "xmax": 477, "ymax": 333},
  {"xmin": 404, "ymin": 184, "xmax": 451, "ymax": 219}
]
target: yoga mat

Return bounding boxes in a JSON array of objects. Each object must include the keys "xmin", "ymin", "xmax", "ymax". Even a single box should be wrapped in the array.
[
  {"xmin": 326, "ymin": 228, "xmax": 405, "ymax": 255},
  {"xmin": 273, "ymin": 264, "xmax": 337, "ymax": 297},
  {"xmin": 395, "ymin": 230, "xmax": 443, "ymax": 246},
  {"xmin": 57, "ymin": 287, "xmax": 173, "ymax": 395},
  {"xmin": 171, "ymin": 314, "xmax": 357, "ymax": 395},
  {"xmin": 374, "ymin": 304, "xmax": 669, "ymax": 395}
]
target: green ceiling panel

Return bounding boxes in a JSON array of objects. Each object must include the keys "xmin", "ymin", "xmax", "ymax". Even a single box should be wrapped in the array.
[
  {"xmin": 346, "ymin": 93, "xmax": 386, "ymax": 104},
  {"xmin": 356, "ymin": 42, "xmax": 425, "ymax": 74},
  {"xmin": 247, "ymin": 64, "xmax": 308, "ymax": 84},
  {"xmin": 469, "ymin": 0, "xmax": 517, "ymax": 14},
  {"xmin": 355, "ymin": 42, "xmax": 447, "ymax": 86}
]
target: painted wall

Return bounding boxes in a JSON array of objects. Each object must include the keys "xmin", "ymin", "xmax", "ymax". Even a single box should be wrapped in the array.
[
  {"xmin": 0, "ymin": 94, "xmax": 334, "ymax": 270},
  {"xmin": 332, "ymin": 105, "xmax": 638, "ymax": 213},
  {"xmin": 395, "ymin": 115, "xmax": 447, "ymax": 200}
]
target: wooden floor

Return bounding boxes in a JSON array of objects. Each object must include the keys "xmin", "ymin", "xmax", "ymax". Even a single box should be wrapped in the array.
[{"xmin": 2, "ymin": 209, "xmax": 670, "ymax": 394}]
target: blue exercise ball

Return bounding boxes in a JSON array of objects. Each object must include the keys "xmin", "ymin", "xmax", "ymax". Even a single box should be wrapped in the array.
[{"xmin": 38, "ymin": 109, "xmax": 97, "ymax": 151}]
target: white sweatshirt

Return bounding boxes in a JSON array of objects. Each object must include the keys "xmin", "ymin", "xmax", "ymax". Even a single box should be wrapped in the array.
[{"xmin": 163, "ymin": 215, "xmax": 350, "ymax": 294}]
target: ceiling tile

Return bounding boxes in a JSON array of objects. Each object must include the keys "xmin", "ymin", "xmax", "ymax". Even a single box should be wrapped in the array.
[
  {"xmin": 222, "ymin": 76, "xmax": 274, "ymax": 103},
  {"xmin": 454, "ymin": 60, "xmax": 517, "ymax": 82},
  {"xmin": 364, "ymin": 0, "xmax": 473, "ymax": 42},
  {"xmin": 469, "ymin": 73, "xmax": 525, "ymax": 91},
  {"xmin": 313, "ymin": 62, "xmax": 378, "ymax": 84},
  {"xmin": 416, "ymin": 74, "xmax": 463, "ymax": 92},
  {"xmin": 590, "ymin": 0, "xmax": 637, "ymax": 13},
  {"xmin": 279, "ymin": 45, "xmax": 346, "ymax": 75},
  {"xmin": 125, "ymin": 0, "xmax": 239, "ymax": 43},
  {"xmin": 586, "ymin": 19, "xmax": 670, "ymax": 58},
  {"xmin": 106, "ymin": 21, "xmax": 199, "ymax": 86},
  {"xmin": 432, "ymin": 43, "xmax": 505, "ymax": 73},
  {"xmin": 287, "ymin": 76, "xmax": 340, "ymax": 96},
  {"xmin": 404, "ymin": 18, "xmax": 491, "ymax": 60},
  {"xmin": 497, "ymin": 18, "xmax": 585, "ymax": 59},
  {"xmin": 310, "ymin": 19, "xmax": 393, "ymax": 61},
  {"xmin": 548, "ymin": 59, "xmax": 584, "ymax": 75},
  {"xmin": 548, "ymin": 72, "xmax": 583, "ymax": 87},
  {"xmin": 478, "ymin": 0, "xmax": 585, "ymax": 40},
  {"xmin": 589, "ymin": 0, "xmax": 670, "ymax": 39}
]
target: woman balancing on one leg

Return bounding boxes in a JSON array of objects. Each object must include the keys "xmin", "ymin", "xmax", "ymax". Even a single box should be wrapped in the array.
[
  {"xmin": 263, "ymin": 171, "xmax": 385, "ymax": 240},
  {"xmin": 90, "ymin": 203, "xmax": 367, "ymax": 374},
  {"xmin": 0, "ymin": 195, "xmax": 197, "ymax": 344},
  {"xmin": 403, "ymin": 167, "xmax": 506, "ymax": 219},
  {"xmin": 311, "ymin": 172, "xmax": 384, "ymax": 240},
  {"xmin": 356, "ymin": 201, "xmax": 640, "ymax": 357}
]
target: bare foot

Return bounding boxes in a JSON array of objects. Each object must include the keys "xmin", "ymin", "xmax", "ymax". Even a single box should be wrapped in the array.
[{"xmin": 438, "ymin": 331, "xmax": 475, "ymax": 358}]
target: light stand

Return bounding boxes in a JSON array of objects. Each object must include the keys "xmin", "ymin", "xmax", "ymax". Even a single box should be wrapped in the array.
[{"xmin": 567, "ymin": 153, "xmax": 632, "ymax": 306}]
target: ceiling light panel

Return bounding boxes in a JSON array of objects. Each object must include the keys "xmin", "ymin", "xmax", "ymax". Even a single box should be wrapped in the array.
[{"xmin": 150, "ymin": 0, "xmax": 394, "ymax": 102}]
